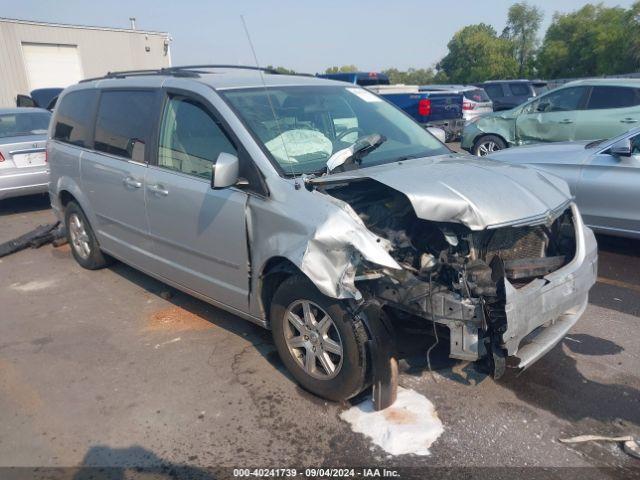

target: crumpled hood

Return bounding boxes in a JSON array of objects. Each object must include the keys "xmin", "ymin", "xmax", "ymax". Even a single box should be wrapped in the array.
[{"xmin": 310, "ymin": 154, "xmax": 572, "ymax": 230}]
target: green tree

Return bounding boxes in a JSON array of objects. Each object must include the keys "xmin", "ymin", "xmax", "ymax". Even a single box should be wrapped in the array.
[
  {"xmin": 502, "ymin": 2, "xmax": 543, "ymax": 77},
  {"xmin": 265, "ymin": 65, "xmax": 298, "ymax": 74},
  {"xmin": 437, "ymin": 24, "xmax": 518, "ymax": 83},
  {"xmin": 383, "ymin": 67, "xmax": 435, "ymax": 85},
  {"xmin": 537, "ymin": 3, "xmax": 640, "ymax": 78},
  {"xmin": 629, "ymin": 2, "xmax": 640, "ymax": 68},
  {"xmin": 325, "ymin": 65, "xmax": 359, "ymax": 74}
]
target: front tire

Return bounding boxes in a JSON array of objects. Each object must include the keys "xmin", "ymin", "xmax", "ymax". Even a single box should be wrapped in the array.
[
  {"xmin": 270, "ymin": 275, "xmax": 368, "ymax": 402},
  {"xmin": 473, "ymin": 134, "xmax": 506, "ymax": 156},
  {"xmin": 65, "ymin": 201, "xmax": 112, "ymax": 270}
]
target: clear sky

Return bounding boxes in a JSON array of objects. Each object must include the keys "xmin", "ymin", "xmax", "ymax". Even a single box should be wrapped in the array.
[{"xmin": 1, "ymin": 0, "xmax": 636, "ymax": 73}]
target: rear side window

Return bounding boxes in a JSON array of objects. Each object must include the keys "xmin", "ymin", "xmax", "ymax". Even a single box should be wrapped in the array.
[
  {"xmin": 53, "ymin": 90, "xmax": 98, "ymax": 147},
  {"xmin": 94, "ymin": 90, "xmax": 156, "ymax": 162},
  {"xmin": 508, "ymin": 83, "xmax": 531, "ymax": 96},
  {"xmin": 483, "ymin": 84, "xmax": 504, "ymax": 99},
  {"xmin": 463, "ymin": 89, "xmax": 490, "ymax": 103},
  {"xmin": 587, "ymin": 86, "xmax": 640, "ymax": 109}
]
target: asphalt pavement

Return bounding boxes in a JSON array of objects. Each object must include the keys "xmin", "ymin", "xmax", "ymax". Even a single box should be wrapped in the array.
[{"xmin": 0, "ymin": 194, "xmax": 638, "ymax": 479}]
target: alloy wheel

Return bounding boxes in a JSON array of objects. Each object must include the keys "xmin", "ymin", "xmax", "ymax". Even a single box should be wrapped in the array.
[
  {"xmin": 68, "ymin": 213, "xmax": 91, "ymax": 260},
  {"xmin": 477, "ymin": 140, "xmax": 499, "ymax": 156},
  {"xmin": 283, "ymin": 300, "xmax": 344, "ymax": 380}
]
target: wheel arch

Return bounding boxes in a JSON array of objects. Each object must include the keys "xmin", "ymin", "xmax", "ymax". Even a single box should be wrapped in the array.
[
  {"xmin": 53, "ymin": 177, "xmax": 99, "ymax": 230},
  {"xmin": 258, "ymin": 256, "xmax": 305, "ymax": 328},
  {"xmin": 473, "ymin": 133, "xmax": 509, "ymax": 155}
]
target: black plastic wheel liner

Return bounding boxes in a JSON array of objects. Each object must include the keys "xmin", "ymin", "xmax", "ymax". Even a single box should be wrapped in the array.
[{"xmin": 356, "ymin": 301, "xmax": 398, "ymax": 411}]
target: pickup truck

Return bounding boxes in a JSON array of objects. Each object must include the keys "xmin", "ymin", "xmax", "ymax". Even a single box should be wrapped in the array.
[
  {"xmin": 368, "ymin": 85, "xmax": 464, "ymax": 141},
  {"xmin": 318, "ymin": 71, "xmax": 391, "ymax": 86}
]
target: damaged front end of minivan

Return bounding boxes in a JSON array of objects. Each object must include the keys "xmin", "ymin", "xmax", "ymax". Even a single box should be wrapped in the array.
[{"xmin": 297, "ymin": 158, "xmax": 598, "ymax": 408}]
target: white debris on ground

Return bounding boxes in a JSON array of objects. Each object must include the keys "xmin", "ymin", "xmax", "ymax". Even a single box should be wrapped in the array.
[
  {"xmin": 340, "ymin": 387, "xmax": 443, "ymax": 456},
  {"xmin": 154, "ymin": 337, "xmax": 181, "ymax": 349}
]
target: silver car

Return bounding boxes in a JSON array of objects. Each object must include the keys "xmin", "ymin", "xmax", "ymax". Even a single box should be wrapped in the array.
[
  {"xmin": 488, "ymin": 128, "xmax": 640, "ymax": 239},
  {"xmin": 48, "ymin": 66, "xmax": 598, "ymax": 406},
  {"xmin": 0, "ymin": 108, "xmax": 51, "ymax": 200}
]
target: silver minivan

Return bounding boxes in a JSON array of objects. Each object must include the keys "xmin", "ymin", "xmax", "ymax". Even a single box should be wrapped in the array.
[{"xmin": 48, "ymin": 66, "xmax": 598, "ymax": 408}]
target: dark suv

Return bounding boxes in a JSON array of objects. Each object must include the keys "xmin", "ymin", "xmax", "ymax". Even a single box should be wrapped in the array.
[{"xmin": 477, "ymin": 80, "xmax": 547, "ymax": 111}]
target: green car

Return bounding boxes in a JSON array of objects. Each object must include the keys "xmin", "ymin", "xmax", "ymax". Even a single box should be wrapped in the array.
[{"xmin": 462, "ymin": 79, "xmax": 640, "ymax": 156}]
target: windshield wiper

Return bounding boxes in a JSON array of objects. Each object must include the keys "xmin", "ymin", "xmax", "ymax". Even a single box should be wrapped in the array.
[{"xmin": 326, "ymin": 134, "xmax": 386, "ymax": 174}]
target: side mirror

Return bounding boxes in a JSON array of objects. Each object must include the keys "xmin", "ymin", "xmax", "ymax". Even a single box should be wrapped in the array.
[
  {"xmin": 610, "ymin": 138, "xmax": 632, "ymax": 157},
  {"xmin": 16, "ymin": 94, "xmax": 36, "ymax": 108},
  {"xmin": 211, "ymin": 152, "xmax": 239, "ymax": 189},
  {"xmin": 537, "ymin": 102, "xmax": 549, "ymax": 112}
]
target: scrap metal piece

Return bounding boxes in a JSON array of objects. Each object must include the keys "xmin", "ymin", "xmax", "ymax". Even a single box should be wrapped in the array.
[
  {"xmin": 560, "ymin": 435, "xmax": 640, "ymax": 460},
  {"xmin": 623, "ymin": 440, "xmax": 640, "ymax": 460},
  {"xmin": 0, "ymin": 222, "xmax": 63, "ymax": 258},
  {"xmin": 559, "ymin": 435, "xmax": 634, "ymax": 443}
]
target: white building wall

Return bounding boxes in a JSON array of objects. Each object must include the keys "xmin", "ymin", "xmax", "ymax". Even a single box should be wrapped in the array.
[{"xmin": 0, "ymin": 18, "xmax": 171, "ymax": 107}]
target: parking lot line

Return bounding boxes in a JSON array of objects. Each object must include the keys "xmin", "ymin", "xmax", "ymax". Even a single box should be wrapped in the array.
[{"xmin": 597, "ymin": 276, "xmax": 640, "ymax": 294}]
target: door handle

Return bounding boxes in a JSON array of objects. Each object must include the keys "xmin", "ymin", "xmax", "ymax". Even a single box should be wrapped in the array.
[
  {"xmin": 148, "ymin": 183, "xmax": 169, "ymax": 196},
  {"xmin": 621, "ymin": 118, "xmax": 638, "ymax": 124},
  {"xmin": 558, "ymin": 119, "xmax": 573, "ymax": 124},
  {"xmin": 123, "ymin": 176, "xmax": 142, "ymax": 188}
]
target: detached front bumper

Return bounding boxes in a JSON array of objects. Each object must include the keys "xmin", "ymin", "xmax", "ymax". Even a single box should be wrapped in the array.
[{"xmin": 501, "ymin": 204, "xmax": 598, "ymax": 369}]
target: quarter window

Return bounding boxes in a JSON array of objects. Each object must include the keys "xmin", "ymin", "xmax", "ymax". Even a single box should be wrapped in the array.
[
  {"xmin": 587, "ymin": 86, "xmax": 640, "ymax": 109},
  {"xmin": 94, "ymin": 90, "xmax": 156, "ymax": 162},
  {"xmin": 508, "ymin": 83, "xmax": 530, "ymax": 96},
  {"xmin": 483, "ymin": 84, "xmax": 503, "ymax": 99},
  {"xmin": 158, "ymin": 96, "xmax": 236, "ymax": 180},
  {"xmin": 53, "ymin": 90, "xmax": 98, "ymax": 147}
]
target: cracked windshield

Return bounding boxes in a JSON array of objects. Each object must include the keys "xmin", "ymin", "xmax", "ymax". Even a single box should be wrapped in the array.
[{"xmin": 222, "ymin": 85, "xmax": 448, "ymax": 175}]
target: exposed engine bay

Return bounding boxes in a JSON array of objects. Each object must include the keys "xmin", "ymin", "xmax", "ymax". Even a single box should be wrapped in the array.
[{"xmin": 317, "ymin": 179, "xmax": 578, "ymax": 378}]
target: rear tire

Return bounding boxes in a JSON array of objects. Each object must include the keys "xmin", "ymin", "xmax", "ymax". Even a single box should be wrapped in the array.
[
  {"xmin": 64, "ymin": 201, "xmax": 112, "ymax": 270},
  {"xmin": 473, "ymin": 135, "xmax": 506, "ymax": 156},
  {"xmin": 270, "ymin": 275, "xmax": 368, "ymax": 402}
]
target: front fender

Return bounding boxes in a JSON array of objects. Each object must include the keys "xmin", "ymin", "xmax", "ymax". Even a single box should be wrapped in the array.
[
  {"xmin": 474, "ymin": 114, "xmax": 518, "ymax": 147},
  {"xmin": 246, "ymin": 188, "xmax": 401, "ymax": 319}
]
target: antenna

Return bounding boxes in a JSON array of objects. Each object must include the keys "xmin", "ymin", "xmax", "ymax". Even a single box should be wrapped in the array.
[{"xmin": 240, "ymin": 15, "xmax": 300, "ymax": 189}]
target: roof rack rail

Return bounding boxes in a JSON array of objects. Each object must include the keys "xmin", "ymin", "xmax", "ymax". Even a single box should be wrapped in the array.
[
  {"xmin": 169, "ymin": 64, "xmax": 280, "ymax": 74},
  {"xmin": 80, "ymin": 64, "xmax": 280, "ymax": 83}
]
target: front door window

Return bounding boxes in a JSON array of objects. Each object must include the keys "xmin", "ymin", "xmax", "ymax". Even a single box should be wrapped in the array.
[{"xmin": 158, "ymin": 96, "xmax": 237, "ymax": 180}]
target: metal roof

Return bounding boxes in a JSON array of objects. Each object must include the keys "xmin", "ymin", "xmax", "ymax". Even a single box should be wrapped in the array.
[{"xmin": 0, "ymin": 17, "xmax": 169, "ymax": 36}]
